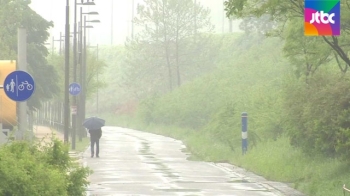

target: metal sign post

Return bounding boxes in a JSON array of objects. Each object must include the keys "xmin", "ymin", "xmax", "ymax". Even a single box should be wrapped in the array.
[
  {"xmin": 69, "ymin": 82, "xmax": 81, "ymax": 150},
  {"xmin": 242, "ymin": 112, "xmax": 248, "ymax": 155},
  {"xmin": 3, "ymin": 70, "xmax": 35, "ymax": 141}
]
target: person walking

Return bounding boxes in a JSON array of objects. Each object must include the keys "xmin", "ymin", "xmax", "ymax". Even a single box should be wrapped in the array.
[{"xmin": 89, "ymin": 128, "xmax": 102, "ymax": 158}]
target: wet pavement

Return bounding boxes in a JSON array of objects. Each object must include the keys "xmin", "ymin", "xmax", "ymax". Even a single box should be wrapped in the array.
[{"xmin": 84, "ymin": 126, "xmax": 305, "ymax": 196}]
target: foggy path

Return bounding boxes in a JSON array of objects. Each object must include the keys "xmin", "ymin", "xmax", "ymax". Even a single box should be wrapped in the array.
[{"xmin": 83, "ymin": 126, "xmax": 302, "ymax": 196}]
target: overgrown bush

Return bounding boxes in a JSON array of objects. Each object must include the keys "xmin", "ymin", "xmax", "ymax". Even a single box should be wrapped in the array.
[
  {"xmin": 283, "ymin": 68, "xmax": 350, "ymax": 159},
  {"xmin": 0, "ymin": 138, "xmax": 91, "ymax": 196}
]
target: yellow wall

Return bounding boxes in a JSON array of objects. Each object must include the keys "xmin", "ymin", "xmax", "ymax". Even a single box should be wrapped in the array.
[{"xmin": 0, "ymin": 60, "xmax": 17, "ymax": 127}]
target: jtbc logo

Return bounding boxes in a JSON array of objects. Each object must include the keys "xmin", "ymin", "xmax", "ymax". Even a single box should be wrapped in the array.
[{"xmin": 310, "ymin": 11, "xmax": 335, "ymax": 24}]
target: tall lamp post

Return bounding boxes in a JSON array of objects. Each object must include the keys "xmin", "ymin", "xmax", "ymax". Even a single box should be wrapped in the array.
[
  {"xmin": 64, "ymin": 0, "xmax": 70, "ymax": 143},
  {"xmin": 78, "ymin": 10, "xmax": 99, "ymax": 141},
  {"xmin": 72, "ymin": 0, "xmax": 95, "ymax": 150},
  {"xmin": 61, "ymin": 33, "xmax": 72, "ymax": 55},
  {"xmin": 81, "ymin": 18, "xmax": 100, "ymax": 139}
]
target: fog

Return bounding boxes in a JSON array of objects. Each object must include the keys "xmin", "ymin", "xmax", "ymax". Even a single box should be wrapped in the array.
[{"xmin": 29, "ymin": 0, "xmax": 241, "ymax": 47}]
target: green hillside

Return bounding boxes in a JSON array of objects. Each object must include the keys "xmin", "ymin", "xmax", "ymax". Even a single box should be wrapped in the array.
[{"xmin": 94, "ymin": 32, "xmax": 350, "ymax": 195}]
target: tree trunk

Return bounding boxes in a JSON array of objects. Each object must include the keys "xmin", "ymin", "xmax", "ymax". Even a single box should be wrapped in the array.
[{"xmin": 162, "ymin": 0, "xmax": 172, "ymax": 90}]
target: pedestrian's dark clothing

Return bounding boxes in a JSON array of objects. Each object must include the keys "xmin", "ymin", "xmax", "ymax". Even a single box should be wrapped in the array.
[{"xmin": 89, "ymin": 128, "xmax": 102, "ymax": 157}]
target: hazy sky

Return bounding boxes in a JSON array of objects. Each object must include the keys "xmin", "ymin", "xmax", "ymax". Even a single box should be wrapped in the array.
[{"xmin": 29, "ymin": 0, "xmax": 241, "ymax": 48}]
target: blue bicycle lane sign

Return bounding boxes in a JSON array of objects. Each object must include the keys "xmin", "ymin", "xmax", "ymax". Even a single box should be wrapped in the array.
[
  {"xmin": 3, "ymin": 70, "xmax": 35, "ymax": 102},
  {"xmin": 69, "ymin": 82, "xmax": 81, "ymax": 96}
]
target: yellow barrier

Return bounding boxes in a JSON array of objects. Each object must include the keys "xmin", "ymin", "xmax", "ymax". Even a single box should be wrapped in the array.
[{"xmin": 0, "ymin": 60, "xmax": 17, "ymax": 128}]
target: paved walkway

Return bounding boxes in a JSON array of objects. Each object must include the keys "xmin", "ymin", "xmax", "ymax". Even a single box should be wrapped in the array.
[
  {"xmin": 83, "ymin": 126, "xmax": 305, "ymax": 196},
  {"xmin": 33, "ymin": 125, "xmax": 64, "ymax": 143},
  {"xmin": 33, "ymin": 125, "xmax": 82, "ymax": 162}
]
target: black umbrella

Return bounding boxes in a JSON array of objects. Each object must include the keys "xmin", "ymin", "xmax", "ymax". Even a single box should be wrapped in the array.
[{"xmin": 82, "ymin": 116, "xmax": 105, "ymax": 130}]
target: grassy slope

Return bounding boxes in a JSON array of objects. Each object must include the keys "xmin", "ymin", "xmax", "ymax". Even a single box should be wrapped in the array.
[{"xmin": 97, "ymin": 33, "xmax": 349, "ymax": 196}]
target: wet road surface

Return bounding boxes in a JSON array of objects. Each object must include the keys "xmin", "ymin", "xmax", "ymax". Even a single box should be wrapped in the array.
[{"xmin": 83, "ymin": 127, "xmax": 298, "ymax": 196}]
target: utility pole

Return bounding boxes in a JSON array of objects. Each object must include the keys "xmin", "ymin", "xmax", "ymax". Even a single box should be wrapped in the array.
[
  {"xmin": 72, "ymin": 0, "xmax": 78, "ymax": 150},
  {"xmin": 78, "ymin": 7, "xmax": 83, "ymax": 142},
  {"xmin": 81, "ymin": 16, "xmax": 88, "ymax": 138},
  {"xmin": 53, "ymin": 36, "xmax": 63, "ymax": 56},
  {"xmin": 17, "ymin": 28, "xmax": 27, "ymax": 140},
  {"xmin": 64, "ymin": 0, "xmax": 70, "ymax": 143}
]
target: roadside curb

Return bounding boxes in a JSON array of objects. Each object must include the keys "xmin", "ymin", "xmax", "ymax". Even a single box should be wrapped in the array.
[{"xmin": 213, "ymin": 163, "xmax": 306, "ymax": 196}]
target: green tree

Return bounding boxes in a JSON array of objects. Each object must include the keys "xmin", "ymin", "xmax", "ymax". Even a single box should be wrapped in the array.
[
  {"xmin": 223, "ymin": 0, "xmax": 350, "ymax": 159},
  {"xmin": 224, "ymin": 0, "xmax": 350, "ymax": 73},
  {"xmin": 0, "ymin": 0, "xmax": 59, "ymax": 109},
  {"xmin": 85, "ymin": 48, "xmax": 107, "ymax": 99},
  {"xmin": 127, "ymin": 0, "xmax": 214, "ymax": 93},
  {"xmin": 282, "ymin": 19, "xmax": 332, "ymax": 78},
  {"xmin": 238, "ymin": 14, "xmax": 276, "ymax": 35}
]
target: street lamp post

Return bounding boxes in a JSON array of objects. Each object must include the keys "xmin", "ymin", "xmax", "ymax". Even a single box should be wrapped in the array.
[
  {"xmin": 72, "ymin": 0, "xmax": 95, "ymax": 150},
  {"xmin": 84, "ymin": 24, "xmax": 99, "ymax": 104},
  {"xmin": 81, "ymin": 17, "xmax": 100, "ymax": 139},
  {"xmin": 77, "ymin": 9, "xmax": 99, "ymax": 141},
  {"xmin": 64, "ymin": 0, "xmax": 70, "ymax": 143},
  {"xmin": 83, "ymin": 15, "xmax": 87, "ymax": 138},
  {"xmin": 61, "ymin": 33, "xmax": 72, "ymax": 55},
  {"xmin": 72, "ymin": 0, "xmax": 78, "ymax": 150}
]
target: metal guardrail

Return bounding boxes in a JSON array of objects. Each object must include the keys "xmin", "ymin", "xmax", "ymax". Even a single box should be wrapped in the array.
[
  {"xmin": 35, "ymin": 119, "xmax": 64, "ymax": 134},
  {"xmin": 343, "ymin": 184, "xmax": 350, "ymax": 195}
]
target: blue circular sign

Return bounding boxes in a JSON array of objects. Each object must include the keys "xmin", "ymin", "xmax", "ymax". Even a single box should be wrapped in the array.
[
  {"xmin": 3, "ymin": 70, "xmax": 35, "ymax": 102},
  {"xmin": 69, "ymin": 82, "xmax": 81, "ymax": 96}
]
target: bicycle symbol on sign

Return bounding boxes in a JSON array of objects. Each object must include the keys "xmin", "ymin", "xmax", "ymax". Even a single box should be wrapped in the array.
[{"xmin": 18, "ymin": 81, "xmax": 33, "ymax": 91}]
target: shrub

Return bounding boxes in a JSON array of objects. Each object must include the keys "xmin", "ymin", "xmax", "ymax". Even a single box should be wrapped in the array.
[
  {"xmin": 0, "ymin": 138, "xmax": 91, "ymax": 196},
  {"xmin": 283, "ymin": 68, "xmax": 350, "ymax": 159}
]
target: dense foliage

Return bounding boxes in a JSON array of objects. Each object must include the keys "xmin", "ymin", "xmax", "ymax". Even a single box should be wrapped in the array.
[
  {"xmin": 222, "ymin": 0, "xmax": 350, "ymax": 159},
  {"xmin": 0, "ymin": 0, "xmax": 59, "ymax": 109},
  {"xmin": 0, "ymin": 139, "xmax": 91, "ymax": 195},
  {"xmin": 134, "ymin": 33, "xmax": 287, "ymax": 148}
]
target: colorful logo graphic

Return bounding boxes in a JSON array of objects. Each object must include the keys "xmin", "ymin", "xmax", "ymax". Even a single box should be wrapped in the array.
[{"xmin": 304, "ymin": 0, "xmax": 340, "ymax": 36}]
